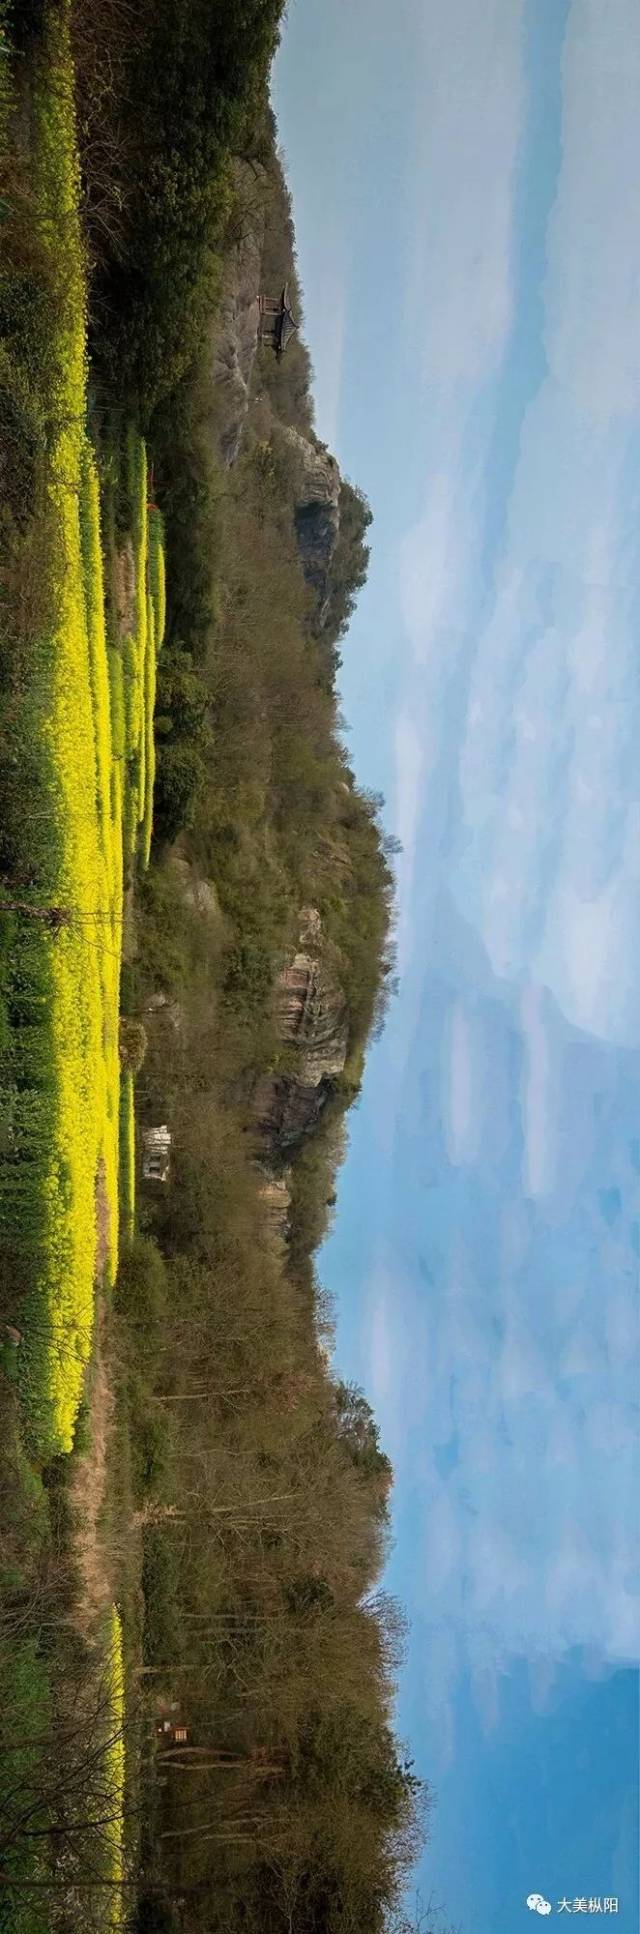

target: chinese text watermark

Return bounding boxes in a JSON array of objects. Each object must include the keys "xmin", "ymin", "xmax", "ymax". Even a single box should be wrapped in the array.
[{"xmin": 527, "ymin": 1898, "xmax": 619, "ymax": 1916}]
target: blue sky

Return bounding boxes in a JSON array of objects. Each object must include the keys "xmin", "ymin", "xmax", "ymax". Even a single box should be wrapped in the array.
[{"xmin": 272, "ymin": 3, "xmax": 639, "ymax": 1930}]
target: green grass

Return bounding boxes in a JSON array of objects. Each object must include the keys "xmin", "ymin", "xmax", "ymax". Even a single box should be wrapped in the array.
[
  {"xmin": 119, "ymin": 1070, "xmax": 136, "ymax": 1245},
  {"xmin": 0, "ymin": 6, "xmax": 12, "ymax": 160},
  {"xmin": 0, "ymin": 1397, "xmax": 52, "ymax": 1932}
]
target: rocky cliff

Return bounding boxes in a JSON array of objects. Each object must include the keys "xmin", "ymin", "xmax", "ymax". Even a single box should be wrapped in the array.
[
  {"xmin": 211, "ymin": 167, "xmax": 265, "ymax": 466},
  {"xmin": 280, "ymin": 429, "xmax": 341, "ymax": 616},
  {"xmin": 210, "ymin": 189, "xmax": 343, "ymax": 608},
  {"xmin": 253, "ymin": 908, "xmax": 348, "ymax": 1158}
]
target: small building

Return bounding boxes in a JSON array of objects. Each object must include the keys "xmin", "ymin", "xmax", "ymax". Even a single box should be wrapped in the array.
[
  {"xmin": 142, "ymin": 1124, "xmax": 172, "ymax": 1184},
  {"xmin": 156, "ymin": 1717, "xmax": 189, "ymax": 1747},
  {"xmin": 258, "ymin": 283, "xmax": 298, "ymax": 358}
]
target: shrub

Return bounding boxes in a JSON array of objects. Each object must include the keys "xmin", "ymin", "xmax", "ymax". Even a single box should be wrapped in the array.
[
  {"xmin": 115, "ymin": 1233, "xmax": 167, "ymax": 1328},
  {"xmin": 118, "ymin": 1017, "xmax": 148, "ymax": 1075}
]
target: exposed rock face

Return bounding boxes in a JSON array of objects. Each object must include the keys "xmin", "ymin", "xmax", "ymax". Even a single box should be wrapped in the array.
[
  {"xmin": 212, "ymin": 171, "xmax": 265, "ymax": 466},
  {"xmin": 253, "ymin": 909, "xmax": 348, "ymax": 1157},
  {"xmin": 276, "ymin": 952, "xmax": 348, "ymax": 1086},
  {"xmin": 257, "ymin": 1170, "xmax": 292, "ymax": 1247},
  {"xmin": 281, "ymin": 429, "xmax": 341, "ymax": 611},
  {"xmin": 169, "ymin": 853, "xmax": 221, "ymax": 925}
]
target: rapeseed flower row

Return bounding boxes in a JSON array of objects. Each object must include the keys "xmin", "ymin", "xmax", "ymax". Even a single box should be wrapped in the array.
[
  {"xmin": 148, "ymin": 506, "xmax": 167, "ymax": 650},
  {"xmin": 120, "ymin": 435, "xmax": 161, "ymax": 873},
  {"xmin": 79, "ymin": 444, "xmax": 123, "ymax": 1286},
  {"xmin": 141, "ymin": 593, "xmax": 157, "ymax": 870},
  {"xmin": 103, "ymin": 1606, "xmax": 126, "ymax": 1926},
  {"xmin": 128, "ymin": 431, "xmax": 148, "ymax": 832}
]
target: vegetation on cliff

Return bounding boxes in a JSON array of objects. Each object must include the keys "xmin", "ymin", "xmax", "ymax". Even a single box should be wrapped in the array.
[{"xmin": 0, "ymin": 6, "xmax": 430, "ymax": 1932}]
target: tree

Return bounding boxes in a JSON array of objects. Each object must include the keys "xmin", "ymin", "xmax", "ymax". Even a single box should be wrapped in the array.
[{"xmin": 335, "ymin": 1381, "xmax": 393, "ymax": 1513}]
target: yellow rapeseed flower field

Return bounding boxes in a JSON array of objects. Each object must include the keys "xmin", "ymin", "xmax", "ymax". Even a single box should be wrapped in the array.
[
  {"xmin": 1, "ymin": 8, "xmax": 133, "ymax": 1452},
  {"xmin": 17, "ymin": 14, "xmax": 105, "ymax": 1452},
  {"xmin": 2, "ymin": 11, "xmax": 167, "ymax": 1455}
]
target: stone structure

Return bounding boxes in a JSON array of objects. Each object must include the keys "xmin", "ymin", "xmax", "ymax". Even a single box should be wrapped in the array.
[{"xmin": 142, "ymin": 1125, "xmax": 172, "ymax": 1185}]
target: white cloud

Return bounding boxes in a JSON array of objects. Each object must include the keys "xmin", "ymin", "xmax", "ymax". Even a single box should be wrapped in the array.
[
  {"xmin": 445, "ymin": 1005, "xmax": 476, "ymax": 1162},
  {"xmin": 400, "ymin": 998, "xmax": 640, "ymax": 1765},
  {"xmin": 393, "ymin": 712, "xmax": 425, "ymax": 874},
  {"xmin": 424, "ymin": 1489, "xmax": 464, "ymax": 1583},
  {"xmin": 364, "ymin": 1256, "xmax": 434, "ymax": 1460},
  {"xmin": 400, "ymin": 463, "xmax": 468, "ymax": 651},
  {"xmin": 471, "ymin": 1660, "xmax": 501, "ymax": 1735},
  {"xmin": 451, "ymin": 471, "xmax": 640, "ymax": 1043},
  {"xmin": 519, "ymin": 987, "xmax": 558, "ymax": 1199},
  {"xmin": 544, "ymin": 0, "xmax": 640, "ymax": 424},
  {"xmin": 392, "ymin": 710, "xmax": 427, "ymax": 971},
  {"xmin": 308, "ymin": 257, "xmax": 347, "ymax": 451},
  {"xmin": 407, "ymin": 0, "xmax": 527, "ymax": 390},
  {"xmin": 394, "ymin": 0, "xmax": 640, "ymax": 1052},
  {"xmin": 447, "ymin": 1001, "xmax": 515, "ymax": 1176},
  {"xmin": 367, "ymin": 1278, "xmax": 395, "ymax": 1409},
  {"xmin": 396, "ymin": 0, "xmax": 528, "ymax": 692},
  {"xmin": 276, "ymin": 0, "xmax": 640, "ymax": 1793}
]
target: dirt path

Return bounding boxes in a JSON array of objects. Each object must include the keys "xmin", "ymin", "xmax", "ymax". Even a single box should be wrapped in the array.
[
  {"xmin": 66, "ymin": 1167, "xmax": 116, "ymax": 1640},
  {"xmin": 67, "ymin": 1299, "xmax": 115, "ymax": 1640}
]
